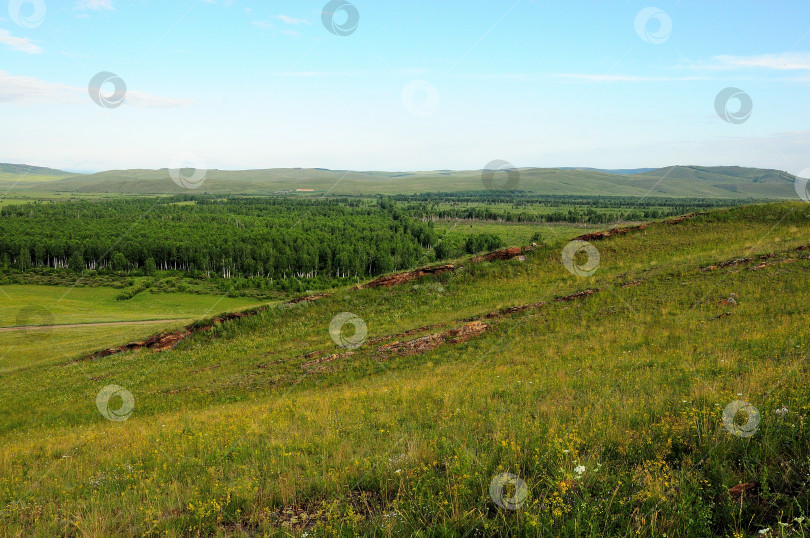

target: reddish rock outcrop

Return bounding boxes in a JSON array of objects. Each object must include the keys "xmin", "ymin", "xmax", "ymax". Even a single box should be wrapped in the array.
[
  {"xmin": 376, "ymin": 321, "xmax": 489, "ymax": 358},
  {"xmin": 357, "ymin": 265, "xmax": 456, "ymax": 289},
  {"xmin": 576, "ymin": 224, "xmax": 649, "ymax": 242},
  {"xmin": 80, "ymin": 307, "xmax": 268, "ymax": 361},
  {"xmin": 472, "ymin": 246, "xmax": 533, "ymax": 263}
]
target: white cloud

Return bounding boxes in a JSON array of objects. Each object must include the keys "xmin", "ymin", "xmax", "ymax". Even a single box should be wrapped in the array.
[
  {"xmin": 74, "ymin": 0, "xmax": 114, "ymax": 10},
  {"xmin": 0, "ymin": 71, "xmax": 78, "ymax": 103},
  {"xmin": 253, "ymin": 15, "xmax": 309, "ymax": 31},
  {"xmin": 697, "ymin": 53, "xmax": 810, "ymax": 71},
  {"xmin": 269, "ymin": 71, "xmax": 363, "ymax": 77},
  {"xmin": 0, "ymin": 29, "xmax": 42, "ymax": 54},
  {"xmin": 554, "ymin": 74, "xmax": 708, "ymax": 82},
  {"xmin": 457, "ymin": 73, "xmax": 536, "ymax": 80},
  {"xmin": 124, "ymin": 91, "xmax": 193, "ymax": 108},
  {"xmin": 0, "ymin": 71, "xmax": 191, "ymax": 108},
  {"xmin": 274, "ymin": 15, "xmax": 309, "ymax": 25}
]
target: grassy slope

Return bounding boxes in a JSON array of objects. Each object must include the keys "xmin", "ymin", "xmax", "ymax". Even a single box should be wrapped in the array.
[
  {"xmin": 14, "ymin": 166, "xmax": 799, "ymax": 198},
  {"xmin": 0, "ymin": 163, "xmax": 78, "ymax": 184},
  {"xmin": 0, "ymin": 203, "xmax": 809, "ymax": 535}
]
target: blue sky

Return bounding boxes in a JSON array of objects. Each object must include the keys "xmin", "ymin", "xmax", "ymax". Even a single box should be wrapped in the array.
[{"xmin": 1, "ymin": 0, "xmax": 809, "ymax": 173}]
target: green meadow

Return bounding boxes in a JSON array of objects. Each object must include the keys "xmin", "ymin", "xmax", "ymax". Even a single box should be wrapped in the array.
[
  {"xmin": 0, "ymin": 202, "xmax": 808, "ymax": 536},
  {"xmin": 434, "ymin": 221, "xmax": 600, "ymax": 246},
  {"xmin": 0, "ymin": 285, "xmax": 266, "ymax": 372}
]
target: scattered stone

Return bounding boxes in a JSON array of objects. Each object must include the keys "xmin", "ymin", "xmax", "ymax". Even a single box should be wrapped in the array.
[
  {"xmin": 556, "ymin": 289, "xmax": 599, "ymax": 302},
  {"xmin": 376, "ymin": 321, "xmax": 488, "ymax": 358},
  {"xmin": 301, "ymin": 351, "xmax": 355, "ymax": 372},
  {"xmin": 701, "ymin": 258, "xmax": 753, "ymax": 272}
]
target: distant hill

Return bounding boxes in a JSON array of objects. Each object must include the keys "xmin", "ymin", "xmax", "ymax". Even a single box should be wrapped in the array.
[
  {"xmin": 1, "ymin": 163, "xmax": 799, "ymax": 199},
  {"xmin": 560, "ymin": 167, "xmax": 658, "ymax": 175},
  {"xmin": 0, "ymin": 163, "xmax": 79, "ymax": 183}
]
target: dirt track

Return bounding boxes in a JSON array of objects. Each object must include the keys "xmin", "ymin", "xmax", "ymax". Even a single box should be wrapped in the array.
[{"xmin": 0, "ymin": 319, "xmax": 191, "ymax": 333}]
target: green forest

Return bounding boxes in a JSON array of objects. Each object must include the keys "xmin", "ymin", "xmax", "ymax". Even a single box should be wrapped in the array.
[
  {"xmin": 0, "ymin": 197, "xmax": 439, "ymax": 280},
  {"xmin": 0, "ymin": 194, "xmax": 745, "ymax": 296},
  {"xmin": 393, "ymin": 192, "xmax": 750, "ymax": 224}
]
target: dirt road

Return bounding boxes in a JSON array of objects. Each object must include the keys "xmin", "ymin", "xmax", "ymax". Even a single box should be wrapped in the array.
[{"xmin": 0, "ymin": 319, "xmax": 191, "ymax": 333}]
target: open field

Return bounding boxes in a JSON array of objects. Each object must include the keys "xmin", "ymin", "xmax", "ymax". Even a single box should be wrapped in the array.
[
  {"xmin": 0, "ymin": 285, "xmax": 266, "ymax": 327},
  {"xmin": 434, "ymin": 220, "xmax": 600, "ymax": 246},
  {"xmin": 0, "ymin": 285, "xmax": 269, "ymax": 373},
  {"xmin": 0, "ymin": 192, "xmax": 150, "ymax": 207},
  {"xmin": 1, "ymin": 202, "xmax": 808, "ymax": 535},
  {"xmin": 0, "ymin": 322, "xmax": 192, "ymax": 373}
]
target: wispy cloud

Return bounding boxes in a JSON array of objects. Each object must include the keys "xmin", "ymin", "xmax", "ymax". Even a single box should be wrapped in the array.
[
  {"xmin": 269, "ymin": 71, "xmax": 363, "ymax": 78},
  {"xmin": 457, "ymin": 73, "xmax": 538, "ymax": 80},
  {"xmin": 125, "ymin": 91, "xmax": 193, "ymax": 108},
  {"xmin": 696, "ymin": 52, "xmax": 810, "ymax": 71},
  {"xmin": 554, "ymin": 74, "xmax": 708, "ymax": 82},
  {"xmin": 269, "ymin": 71, "xmax": 331, "ymax": 78},
  {"xmin": 74, "ymin": 0, "xmax": 114, "ymax": 11},
  {"xmin": 253, "ymin": 15, "xmax": 309, "ymax": 31},
  {"xmin": 274, "ymin": 15, "xmax": 309, "ymax": 25},
  {"xmin": 0, "ymin": 71, "xmax": 191, "ymax": 108},
  {"xmin": 0, "ymin": 29, "xmax": 42, "ymax": 54}
]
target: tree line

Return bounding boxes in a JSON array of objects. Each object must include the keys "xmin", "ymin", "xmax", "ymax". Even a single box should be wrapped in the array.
[
  {"xmin": 0, "ymin": 197, "xmax": 441, "ymax": 280},
  {"xmin": 391, "ymin": 193, "xmax": 750, "ymax": 224}
]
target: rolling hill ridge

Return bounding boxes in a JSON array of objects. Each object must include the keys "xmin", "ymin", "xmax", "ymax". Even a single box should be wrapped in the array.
[{"xmin": 0, "ymin": 163, "xmax": 800, "ymax": 199}]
